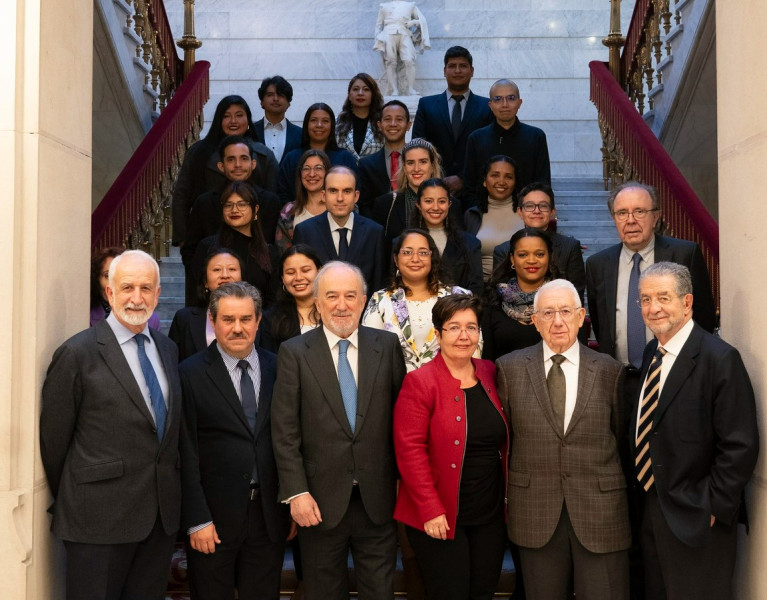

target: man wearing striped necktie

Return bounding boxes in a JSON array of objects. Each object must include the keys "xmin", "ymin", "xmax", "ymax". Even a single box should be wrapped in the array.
[{"xmin": 632, "ymin": 262, "xmax": 759, "ymax": 600}]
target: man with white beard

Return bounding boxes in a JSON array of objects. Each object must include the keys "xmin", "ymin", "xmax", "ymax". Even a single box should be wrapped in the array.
[{"xmin": 41, "ymin": 250, "xmax": 183, "ymax": 600}]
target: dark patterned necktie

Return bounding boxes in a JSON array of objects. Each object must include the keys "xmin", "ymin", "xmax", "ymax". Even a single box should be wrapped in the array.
[
  {"xmin": 547, "ymin": 354, "xmax": 567, "ymax": 434},
  {"xmin": 635, "ymin": 347, "xmax": 667, "ymax": 491}
]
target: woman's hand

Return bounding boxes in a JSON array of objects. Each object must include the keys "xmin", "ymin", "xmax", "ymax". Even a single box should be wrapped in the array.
[{"xmin": 423, "ymin": 514, "xmax": 450, "ymax": 540}]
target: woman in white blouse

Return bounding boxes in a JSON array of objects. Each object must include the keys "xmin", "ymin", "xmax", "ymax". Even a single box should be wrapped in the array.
[{"xmin": 362, "ymin": 229, "xmax": 476, "ymax": 372}]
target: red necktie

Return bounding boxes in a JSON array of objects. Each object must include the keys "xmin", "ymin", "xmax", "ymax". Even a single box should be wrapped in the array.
[{"xmin": 390, "ymin": 151, "xmax": 399, "ymax": 191}]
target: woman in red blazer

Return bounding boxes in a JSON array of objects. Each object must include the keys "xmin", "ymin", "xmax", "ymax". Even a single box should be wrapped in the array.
[{"xmin": 394, "ymin": 294, "xmax": 509, "ymax": 600}]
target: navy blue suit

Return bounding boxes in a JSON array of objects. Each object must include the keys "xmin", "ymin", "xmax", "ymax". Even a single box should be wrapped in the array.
[
  {"xmin": 293, "ymin": 212, "xmax": 385, "ymax": 293},
  {"xmin": 358, "ymin": 149, "xmax": 391, "ymax": 218},
  {"xmin": 412, "ymin": 91, "xmax": 493, "ymax": 178},
  {"xmin": 254, "ymin": 118, "xmax": 303, "ymax": 163}
]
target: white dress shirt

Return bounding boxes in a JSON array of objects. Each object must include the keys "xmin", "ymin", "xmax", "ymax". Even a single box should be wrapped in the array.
[
  {"xmin": 327, "ymin": 211, "xmax": 355, "ymax": 255},
  {"xmin": 264, "ymin": 117, "xmax": 288, "ymax": 162},
  {"xmin": 615, "ymin": 238, "xmax": 655, "ymax": 365},
  {"xmin": 322, "ymin": 325, "xmax": 360, "ymax": 386},
  {"xmin": 542, "ymin": 340, "xmax": 580, "ymax": 432}
]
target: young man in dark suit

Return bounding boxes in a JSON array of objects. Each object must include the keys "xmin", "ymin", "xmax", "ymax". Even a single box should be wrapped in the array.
[
  {"xmin": 254, "ymin": 75, "xmax": 302, "ymax": 163},
  {"xmin": 179, "ymin": 281, "xmax": 291, "ymax": 600},
  {"xmin": 633, "ymin": 262, "xmax": 758, "ymax": 599},
  {"xmin": 412, "ymin": 46, "xmax": 493, "ymax": 196},
  {"xmin": 293, "ymin": 166, "xmax": 386, "ymax": 293},
  {"xmin": 41, "ymin": 251, "xmax": 182, "ymax": 600},
  {"xmin": 358, "ymin": 99, "xmax": 411, "ymax": 218},
  {"xmin": 272, "ymin": 261, "xmax": 406, "ymax": 600}
]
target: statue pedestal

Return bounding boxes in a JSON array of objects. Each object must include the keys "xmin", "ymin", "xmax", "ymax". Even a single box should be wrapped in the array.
[{"xmin": 385, "ymin": 95, "xmax": 420, "ymax": 142}]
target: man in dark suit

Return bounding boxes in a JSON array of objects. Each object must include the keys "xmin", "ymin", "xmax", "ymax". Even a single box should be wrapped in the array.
[
  {"xmin": 293, "ymin": 166, "xmax": 386, "ymax": 293},
  {"xmin": 493, "ymin": 182, "xmax": 585, "ymax": 301},
  {"xmin": 358, "ymin": 99, "xmax": 411, "ymax": 218},
  {"xmin": 497, "ymin": 279, "xmax": 630, "ymax": 600},
  {"xmin": 585, "ymin": 181, "xmax": 716, "ymax": 365},
  {"xmin": 412, "ymin": 46, "xmax": 493, "ymax": 197},
  {"xmin": 632, "ymin": 262, "xmax": 758, "ymax": 599},
  {"xmin": 272, "ymin": 261, "xmax": 406, "ymax": 600},
  {"xmin": 40, "ymin": 250, "xmax": 181, "ymax": 600},
  {"xmin": 179, "ymin": 281, "xmax": 292, "ymax": 599},
  {"xmin": 462, "ymin": 79, "xmax": 551, "ymax": 209},
  {"xmin": 254, "ymin": 75, "xmax": 302, "ymax": 163}
]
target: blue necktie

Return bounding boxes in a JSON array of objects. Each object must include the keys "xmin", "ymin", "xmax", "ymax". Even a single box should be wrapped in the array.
[
  {"xmin": 238, "ymin": 360, "xmax": 259, "ymax": 432},
  {"xmin": 134, "ymin": 334, "xmax": 167, "ymax": 442},
  {"xmin": 627, "ymin": 252, "xmax": 645, "ymax": 368},
  {"xmin": 337, "ymin": 339, "xmax": 357, "ymax": 432},
  {"xmin": 338, "ymin": 227, "xmax": 349, "ymax": 260}
]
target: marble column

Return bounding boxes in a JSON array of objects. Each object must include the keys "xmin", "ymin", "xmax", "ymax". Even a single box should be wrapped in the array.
[
  {"xmin": 0, "ymin": 0, "xmax": 92, "ymax": 598},
  {"xmin": 716, "ymin": 2, "xmax": 767, "ymax": 598}
]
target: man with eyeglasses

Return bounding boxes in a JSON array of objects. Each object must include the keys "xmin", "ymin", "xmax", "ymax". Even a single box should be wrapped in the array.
[
  {"xmin": 584, "ymin": 180, "xmax": 716, "ymax": 599},
  {"xmin": 497, "ymin": 279, "xmax": 630, "ymax": 600},
  {"xmin": 461, "ymin": 79, "xmax": 551, "ymax": 210},
  {"xmin": 180, "ymin": 135, "xmax": 281, "ymax": 304},
  {"xmin": 493, "ymin": 182, "xmax": 585, "ymax": 302},
  {"xmin": 631, "ymin": 262, "xmax": 757, "ymax": 600}
]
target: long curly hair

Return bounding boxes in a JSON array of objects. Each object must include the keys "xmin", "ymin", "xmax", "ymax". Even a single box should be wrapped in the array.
[{"xmin": 387, "ymin": 229, "xmax": 443, "ymax": 296}]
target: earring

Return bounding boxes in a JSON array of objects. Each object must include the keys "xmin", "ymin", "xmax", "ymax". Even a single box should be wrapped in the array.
[
  {"xmin": 395, "ymin": 269, "xmax": 401, "ymax": 277},
  {"xmin": 282, "ymin": 284, "xmax": 287, "ymax": 293},
  {"xmin": 511, "ymin": 264, "xmax": 516, "ymax": 270}
]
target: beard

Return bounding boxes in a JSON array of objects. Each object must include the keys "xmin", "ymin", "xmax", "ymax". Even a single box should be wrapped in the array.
[{"xmin": 114, "ymin": 302, "xmax": 152, "ymax": 327}]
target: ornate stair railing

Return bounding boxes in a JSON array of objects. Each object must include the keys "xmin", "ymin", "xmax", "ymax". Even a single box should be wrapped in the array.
[
  {"xmin": 590, "ymin": 59, "xmax": 719, "ymax": 308},
  {"xmin": 92, "ymin": 0, "xmax": 208, "ymax": 258},
  {"xmin": 91, "ymin": 60, "xmax": 209, "ymax": 256}
]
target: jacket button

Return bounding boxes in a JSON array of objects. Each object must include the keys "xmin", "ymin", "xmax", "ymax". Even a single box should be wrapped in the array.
[
  {"xmin": 454, "ymin": 396, "xmax": 461, "ymax": 402},
  {"xmin": 456, "ymin": 416, "xmax": 461, "ymax": 422},
  {"xmin": 454, "ymin": 440, "xmax": 460, "ymax": 445},
  {"xmin": 451, "ymin": 463, "xmax": 457, "ymax": 469},
  {"xmin": 242, "ymin": 473, "xmax": 249, "ymax": 480}
]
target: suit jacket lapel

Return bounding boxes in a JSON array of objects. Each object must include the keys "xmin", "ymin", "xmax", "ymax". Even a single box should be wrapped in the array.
[
  {"xmin": 253, "ymin": 348, "xmax": 276, "ymax": 440},
  {"xmin": 96, "ymin": 322, "xmax": 156, "ymax": 429},
  {"xmin": 318, "ymin": 218, "xmax": 339, "ymax": 259},
  {"xmin": 151, "ymin": 329, "xmax": 180, "ymax": 444},
  {"xmin": 437, "ymin": 94, "xmax": 451, "ymax": 130},
  {"xmin": 652, "ymin": 325, "xmax": 701, "ymax": 427},
  {"xmin": 191, "ymin": 308, "xmax": 208, "ymax": 355},
  {"xmin": 205, "ymin": 344, "xmax": 252, "ymax": 434},
  {"xmin": 304, "ymin": 329, "xmax": 354, "ymax": 437},
  {"xmin": 457, "ymin": 94, "xmax": 478, "ymax": 138},
  {"xmin": 566, "ymin": 349, "xmax": 596, "ymax": 436},
  {"xmin": 525, "ymin": 344, "xmax": 564, "ymax": 439},
  {"xmin": 605, "ymin": 244, "xmax": 621, "ymax": 345},
  {"xmin": 355, "ymin": 327, "xmax": 383, "ymax": 437},
  {"xmin": 348, "ymin": 216, "xmax": 366, "ymax": 256}
]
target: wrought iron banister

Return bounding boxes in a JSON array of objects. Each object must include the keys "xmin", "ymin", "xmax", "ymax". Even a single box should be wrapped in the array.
[
  {"xmin": 590, "ymin": 59, "xmax": 719, "ymax": 307},
  {"xmin": 92, "ymin": 60, "xmax": 210, "ymax": 256},
  {"xmin": 148, "ymin": 0, "xmax": 182, "ymax": 86}
]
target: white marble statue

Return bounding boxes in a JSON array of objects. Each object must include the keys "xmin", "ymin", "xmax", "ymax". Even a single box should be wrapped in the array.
[{"xmin": 374, "ymin": 1, "xmax": 430, "ymax": 96}]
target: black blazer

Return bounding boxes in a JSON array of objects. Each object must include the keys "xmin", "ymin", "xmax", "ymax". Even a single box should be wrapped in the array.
[
  {"xmin": 254, "ymin": 118, "xmax": 303, "ymax": 163},
  {"xmin": 442, "ymin": 232, "xmax": 483, "ymax": 295},
  {"xmin": 179, "ymin": 344, "xmax": 290, "ymax": 543},
  {"xmin": 412, "ymin": 91, "xmax": 493, "ymax": 177},
  {"xmin": 358, "ymin": 149, "xmax": 391, "ymax": 218},
  {"xmin": 493, "ymin": 231, "xmax": 586, "ymax": 303},
  {"xmin": 40, "ymin": 320, "xmax": 182, "ymax": 543},
  {"xmin": 168, "ymin": 307, "xmax": 208, "ymax": 362},
  {"xmin": 271, "ymin": 326, "xmax": 406, "ymax": 530},
  {"xmin": 258, "ymin": 306, "xmax": 301, "ymax": 354},
  {"xmin": 293, "ymin": 213, "xmax": 385, "ymax": 293},
  {"xmin": 629, "ymin": 324, "xmax": 758, "ymax": 546},
  {"xmin": 585, "ymin": 235, "xmax": 717, "ymax": 358}
]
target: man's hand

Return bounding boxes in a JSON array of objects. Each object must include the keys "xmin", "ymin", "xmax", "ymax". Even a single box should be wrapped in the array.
[
  {"xmin": 190, "ymin": 523, "xmax": 221, "ymax": 554},
  {"xmin": 287, "ymin": 520, "xmax": 298, "ymax": 541},
  {"xmin": 711, "ymin": 515, "xmax": 716, "ymax": 527},
  {"xmin": 290, "ymin": 493, "xmax": 323, "ymax": 527},
  {"xmin": 423, "ymin": 514, "xmax": 450, "ymax": 540},
  {"xmin": 443, "ymin": 175, "xmax": 463, "ymax": 194}
]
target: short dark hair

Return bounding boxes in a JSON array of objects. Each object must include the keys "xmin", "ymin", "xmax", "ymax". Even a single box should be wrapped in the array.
[
  {"xmin": 257, "ymin": 75, "xmax": 293, "ymax": 102},
  {"xmin": 217, "ymin": 135, "xmax": 254, "ymax": 161},
  {"xmin": 209, "ymin": 281, "xmax": 263, "ymax": 320},
  {"xmin": 444, "ymin": 46, "xmax": 473, "ymax": 66},
  {"xmin": 518, "ymin": 182, "xmax": 556, "ymax": 209},
  {"xmin": 381, "ymin": 99, "xmax": 410, "ymax": 123},
  {"xmin": 607, "ymin": 181, "xmax": 660, "ymax": 213},
  {"xmin": 432, "ymin": 294, "xmax": 482, "ymax": 332}
]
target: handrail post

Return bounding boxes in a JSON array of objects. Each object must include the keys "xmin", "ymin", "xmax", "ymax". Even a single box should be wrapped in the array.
[
  {"xmin": 603, "ymin": 0, "xmax": 625, "ymax": 82},
  {"xmin": 176, "ymin": 0, "xmax": 202, "ymax": 78}
]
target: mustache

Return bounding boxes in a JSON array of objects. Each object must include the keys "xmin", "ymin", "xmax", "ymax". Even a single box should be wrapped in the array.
[{"xmin": 124, "ymin": 302, "xmax": 147, "ymax": 311}]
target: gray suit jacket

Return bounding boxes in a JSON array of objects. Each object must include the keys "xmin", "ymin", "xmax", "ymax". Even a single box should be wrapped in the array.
[
  {"xmin": 40, "ymin": 319, "xmax": 182, "ymax": 544},
  {"xmin": 496, "ymin": 342, "xmax": 630, "ymax": 553},
  {"xmin": 271, "ymin": 326, "xmax": 406, "ymax": 530}
]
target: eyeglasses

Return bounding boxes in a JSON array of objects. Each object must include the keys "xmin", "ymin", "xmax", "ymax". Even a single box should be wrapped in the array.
[
  {"xmin": 490, "ymin": 94, "xmax": 519, "ymax": 104},
  {"xmin": 301, "ymin": 165, "xmax": 326, "ymax": 174},
  {"xmin": 399, "ymin": 249, "xmax": 432, "ymax": 258},
  {"xmin": 637, "ymin": 294, "xmax": 679, "ymax": 307},
  {"xmin": 520, "ymin": 202, "xmax": 552, "ymax": 213},
  {"xmin": 222, "ymin": 201, "xmax": 250, "ymax": 211},
  {"xmin": 441, "ymin": 325, "xmax": 480, "ymax": 336},
  {"xmin": 535, "ymin": 307, "xmax": 580, "ymax": 321},
  {"xmin": 612, "ymin": 208, "xmax": 659, "ymax": 221}
]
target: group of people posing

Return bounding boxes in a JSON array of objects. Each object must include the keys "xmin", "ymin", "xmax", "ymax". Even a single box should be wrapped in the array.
[{"xmin": 45, "ymin": 44, "xmax": 758, "ymax": 600}]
